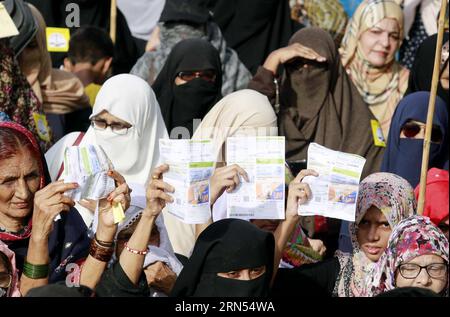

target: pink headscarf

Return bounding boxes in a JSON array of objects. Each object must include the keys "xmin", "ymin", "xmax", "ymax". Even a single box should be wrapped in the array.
[{"xmin": 0, "ymin": 241, "xmax": 21, "ymax": 297}]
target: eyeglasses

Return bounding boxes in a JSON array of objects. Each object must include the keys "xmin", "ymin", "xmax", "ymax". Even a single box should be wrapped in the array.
[
  {"xmin": 177, "ymin": 70, "xmax": 216, "ymax": 83},
  {"xmin": 401, "ymin": 121, "xmax": 443, "ymax": 143},
  {"xmin": 0, "ymin": 272, "xmax": 12, "ymax": 289},
  {"xmin": 90, "ymin": 120, "xmax": 132, "ymax": 135},
  {"xmin": 398, "ymin": 263, "xmax": 448, "ymax": 279}
]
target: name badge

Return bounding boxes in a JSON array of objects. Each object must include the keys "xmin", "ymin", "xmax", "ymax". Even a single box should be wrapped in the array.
[
  {"xmin": 32, "ymin": 112, "xmax": 51, "ymax": 142},
  {"xmin": 371, "ymin": 119, "xmax": 386, "ymax": 147}
]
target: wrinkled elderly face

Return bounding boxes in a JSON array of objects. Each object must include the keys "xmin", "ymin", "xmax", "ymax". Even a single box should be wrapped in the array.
[
  {"xmin": 395, "ymin": 254, "xmax": 448, "ymax": 295},
  {"xmin": 0, "ymin": 149, "xmax": 40, "ymax": 226},
  {"xmin": 359, "ymin": 18, "xmax": 400, "ymax": 67},
  {"xmin": 357, "ymin": 206, "xmax": 392, "ymax": 262}
]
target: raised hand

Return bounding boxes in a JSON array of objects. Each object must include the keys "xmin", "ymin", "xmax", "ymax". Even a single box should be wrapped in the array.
[
  {"xmin": 263, "ymin": 43, "xmax": 327, "ymax": 74},
  {"xmin": 32, "ymin": 180, "xmax": 78, "ymax": 240},
  {"xmin": 79, "ymin": 170, "xmax": 131, "ymax": 231},
  {"xmin": 144, "ymin": 164, "xmax": 174, "ymax": 218},
  {"xmin": 209, "ymin": 164, "xmax": 249, "ymax": 205},
  {"xmin": 286, "ymin": 169, "xmax": 318, "ymax": 220}
]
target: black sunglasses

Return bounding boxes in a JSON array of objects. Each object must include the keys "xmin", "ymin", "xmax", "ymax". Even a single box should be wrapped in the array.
[{"xmin": 401, "ymin": 121, "xmax": 443, "ymax": 143}]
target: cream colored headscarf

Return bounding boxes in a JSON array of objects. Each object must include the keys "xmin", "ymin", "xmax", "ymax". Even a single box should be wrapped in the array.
[
  {"xmin": 18, "ymin": 4, "xmax": 89, "ymax": 114},
  {"xmin": 163, "ymin": 89, "xmax": 278, "ymax": 257},
  {"xmin": 339, "ymin": 0, "xmax": 409, "ymax": 139},
  {"xmin": 192, "ymin": 89, "xmax": 278, "ymax": 163}
]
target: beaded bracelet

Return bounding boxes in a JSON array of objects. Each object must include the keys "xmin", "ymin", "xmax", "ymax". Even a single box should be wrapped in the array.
[
  {"xmin": 124, "ymin": 242, "xmax": 149, "ymax": 255},
  {"xmin": 89, "ymin": 238, "xmax": 114, "ymax": 262},
  {"xmin": 23, "ymin": 260, "xmax": 49, "ymax": 279}
]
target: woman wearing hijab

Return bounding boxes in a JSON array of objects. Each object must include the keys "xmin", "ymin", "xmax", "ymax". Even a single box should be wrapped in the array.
[
  {"xmin": 0, "ymin": 39, "xmax": 52, "ymax": 152},
  {"xmin": 406, "ymin": 32, "xmax": 449, "ymax": 105},
  {"xmin": 249, "ymin": 27, "xmax": 384, "ymax": 179},
  {"xmin": 152, "ymin": 38, "xmax": 223, "ymax": 138},
  {"xmin": 0, "ymin": 241, "xmax": 20, "ymax": 297},
  {"xmin": 365, "ymin": 216, "xmax": 448, "ymax": 296},
  {"xmin": 339, "ymin": 0, "xmax": 409, "ymax": 139},
  {"xmin": 171, "ymin": 218, "xmax": 274, "ymax": 297},
  {"xmin": 414, "ymin": 168, "xmax": 449, "ymax": 240},
  {"xmin": 0, "ymin": 121, "xmax": 114, "ymax": 295},
  {"xmin": 17, "ymin": 4, "xmax": 90, "ymax": 142},
  {"xmin": 381, "ymin": 92, "xmax": 448, "ymax": 188},
  {"xmin": 271, "ymin": 172, "xmax": 416, "ymax": 297},
  {"xmin": 162, "ymin": 89, "xmax": 277, "ymax": 257},
  {"xmin": 45, "ymin": 74, "xmax": 169, "ymax": 228},
  {"xmin": 130, "ymin": 0, "xmax": 252, "ymax": 96}
]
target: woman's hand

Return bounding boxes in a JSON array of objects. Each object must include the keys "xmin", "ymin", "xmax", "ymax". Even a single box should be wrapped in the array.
[
  {"xmin": 307, "ymin": 237, "xmax": 327, "ymax": 257},
  {"xmin": 144, "ymin": 164, "xmax": 174, "ymax": 218},
  {"xmin": 285, "ymin": 169, "xmax": 318, "ymax": 222},
  {"xmin": 144, "ymin": 261, "xmax": 177, "ymax": 295},
  {"xmin": 209, "ymin": 164, "xmax": 249, "ymax": 205},
  {"xmin": 31, "ymin": 180, "xmax": 78, "ymax": 240},
  {"xmin": 263, "ymin": 43, "xmax": 326, "ymax": 75},
  {"xmin": 78, "ymin": 170, "xmax": 131, "ymax": 239}
]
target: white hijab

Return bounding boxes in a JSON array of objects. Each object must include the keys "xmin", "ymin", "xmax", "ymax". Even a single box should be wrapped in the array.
[
  {"xmin": 163, "ymin": 89, "xmax": 278, "ymax": 257},
  {"xmin": 45, "ymin": 74, "xmax": 169, "ymax": 226}
]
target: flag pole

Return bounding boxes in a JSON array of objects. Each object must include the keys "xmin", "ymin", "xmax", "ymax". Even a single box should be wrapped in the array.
[
  {"xmin": 110, "ymin": 0, "xmax": 117, "ymax": 44},
  {"xmin": 417, "ymin": 0, "xmax": 448, "ymax": 215}
]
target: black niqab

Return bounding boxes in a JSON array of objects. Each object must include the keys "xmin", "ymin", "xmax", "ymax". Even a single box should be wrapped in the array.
[
  {"xmin": 170, "ymin": 219, "xmax": 274, "ymax": 297},
  {"xmin": 152, "ymin": 38, "xmax": 222, "ymax": 138},
  {"xmin": 406, "ymin": 32, "xmax": 449, "ymax": 105}
]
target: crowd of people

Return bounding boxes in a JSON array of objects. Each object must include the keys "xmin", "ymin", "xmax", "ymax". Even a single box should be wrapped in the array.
[{"xmin": 0, "ymin": 0, "xmax": 448, "ymax": 298}]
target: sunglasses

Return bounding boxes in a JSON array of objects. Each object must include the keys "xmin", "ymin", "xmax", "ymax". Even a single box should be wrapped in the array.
[
  {"xmin": 177, "ymin": 70, "xmax": 216, "ymax": 83},
  {"xmin": 401, "ymin": 121, "xmax": 443, "ymax": 143}
]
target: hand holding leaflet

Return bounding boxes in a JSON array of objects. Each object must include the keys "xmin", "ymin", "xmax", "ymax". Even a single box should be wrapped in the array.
[
  {"xmin": 62, "ymin": 144, "xmax": 116, "ymax": 201},
  {"xmin": 159, "ymin": 139, "xmax": 215, "ymax": 224},
  {"xmin": 298, "ymin": 143, "xmax": 366, "ymax": 222},
  {"xmin": 226, "ymin": 136, "xmax": 285, "ymax": 219}
]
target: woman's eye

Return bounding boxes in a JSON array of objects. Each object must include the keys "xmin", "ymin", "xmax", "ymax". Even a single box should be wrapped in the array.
[
  {"xmin": 227, "ymin": 271, "xmax": 239, "ymax": 278},
  {"xmin": 26, "ymin": 174, "xmax": 39, "ymax": 181},
  {"xmin": 0, "ymin": 180, "xmax": 15, "ymax": 186},
  {"xmin": 381, "ymin": 222, "xmax": 390, "ymax": 228}
]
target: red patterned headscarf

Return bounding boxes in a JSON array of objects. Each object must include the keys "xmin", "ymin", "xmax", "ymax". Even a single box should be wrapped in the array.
[{"xmin": 0, "ymin": 121, "xmax": 46, "ymax": 241}]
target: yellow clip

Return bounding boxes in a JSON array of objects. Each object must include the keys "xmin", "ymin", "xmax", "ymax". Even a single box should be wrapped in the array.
[{"xmin": 112, "ymin": 202, "xmax": 125, "ymax": 224}]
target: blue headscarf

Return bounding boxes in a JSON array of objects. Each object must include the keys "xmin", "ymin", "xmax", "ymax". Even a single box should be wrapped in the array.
[{"xmin": 381, "ymin": 92, "xmax": 448, "ymax": 188}]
